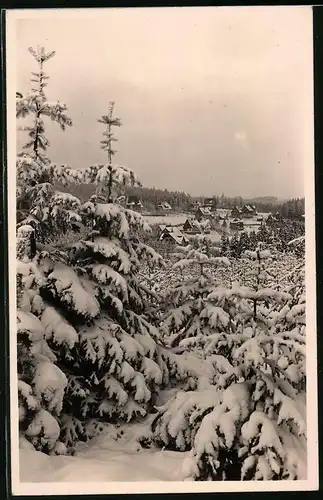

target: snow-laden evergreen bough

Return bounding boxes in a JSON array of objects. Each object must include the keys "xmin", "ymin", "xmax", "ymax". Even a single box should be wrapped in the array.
[
  {"xmin": 17, "ymin": 225, "xmax": 72, "ymax": 455},
  {"xmin": 153, "ymin": 244, "xmax": 306, "ymax": 480},
  {"xmin": 16, "ymin": 46, "xmax": 84, "ymax": 244}
]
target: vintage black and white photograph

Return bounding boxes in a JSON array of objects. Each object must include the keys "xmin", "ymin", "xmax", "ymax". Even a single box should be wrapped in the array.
[{"xmin": 6, "ymin": 6, "xmax": 318, "ymax": 495}]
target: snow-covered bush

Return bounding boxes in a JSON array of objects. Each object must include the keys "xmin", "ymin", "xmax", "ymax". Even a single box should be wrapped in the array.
[{"xmin": 152, "ymin": 244, "xmax": 307, "ymax": 480}]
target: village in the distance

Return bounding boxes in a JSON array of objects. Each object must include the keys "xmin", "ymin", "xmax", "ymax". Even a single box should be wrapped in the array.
[{"xmin": 57, "ymin": 181, "xmax": 305, "ymax": 256}]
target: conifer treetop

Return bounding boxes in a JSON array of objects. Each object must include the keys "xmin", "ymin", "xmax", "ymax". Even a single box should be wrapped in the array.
[
  {"xmin": 98, "ymin": 101, "xmax": 122, "ymax": 161},
  {"xmin": 16, "ymin": 45, "xmax": 84, "ymax": 243},
  {"xmin": 16, "ymin": 45, "xmax": 72, "ymax": 139},
  {"xmin": 86, "ymin": 102, "xmax": 141, "ymax": 201}
]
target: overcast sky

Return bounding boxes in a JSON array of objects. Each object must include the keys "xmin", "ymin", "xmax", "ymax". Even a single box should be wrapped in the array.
[{"xmin": 15, "ymin": 7, "xmax": 313, "ymax": 199}]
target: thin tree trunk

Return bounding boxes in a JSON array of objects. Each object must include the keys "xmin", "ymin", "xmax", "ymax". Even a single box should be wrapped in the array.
[{"xmin": 107, "ymin": 121, "xmax": 113, "ymax": 203}]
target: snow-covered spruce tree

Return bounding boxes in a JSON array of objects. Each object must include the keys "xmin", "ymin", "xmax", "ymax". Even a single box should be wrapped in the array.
[
  {"xmin": 220, "ymin": 234, "xmax": 230, "ymax": 256},
  {"xmin": 16, "ymin": 225, "xmax": 76, "ymax": 456},
  {"xmin": 153, "ymin": 243, "xmax": 307, "ymax": 480},
  {"xmin": 95, "ymin": 101, "xmax": 123, "ymax": 201},
  {"xmin": 160, "ymin": 242, "xmax": 231, "ymax": 353},
  {"xmin": 39, "ymin": 106, "xmax": 187, "ymax": 448},
  {"xmin": 16, "ymin": 46, "xmax": 83, "ymax": 244},
  {"xmin": 16, "ymin": 47, "xmax": 86, "ymax": 454}
]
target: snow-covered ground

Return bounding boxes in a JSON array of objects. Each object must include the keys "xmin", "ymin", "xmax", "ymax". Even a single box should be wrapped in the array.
[
  {"xmin": 143, "ymin": 214, "xmax": 188, "ymax": 226},
  {"xmin": 20, "ymin": 418, "xmax": 190, "ymax": 482},
  {"xmin": 20, "ymin": 447, "xmax": 188, "ymax": 482}
]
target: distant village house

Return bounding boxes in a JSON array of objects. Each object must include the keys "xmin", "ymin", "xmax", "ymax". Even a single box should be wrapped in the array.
[
  {"xmin": 183, "ymin": 219, "xmax": 202, "ymax": 234},
  {"xmin": 195, "ymin": 206, "xmax": 212, "ymax": 222},
  {"xmin": 159, "ymin": 226, "xmax": 189, "ymax": 245},
  {"xmin": 230, "ymin": 205, "xmax": 256, "ymax": 219},
  {"xmin": 126, "ymin": 195, "xmax": 144, "ymax": 212},
  {"xmin": 189, "ymin": 200, "xmax": 201, "ymax": 212},
  {"xmin": 230, "ymin": 206, "xmax": 242, "ymax": 218},
  {"xmin": 202, "ymin": 198, "xmax": 217, "ymax": 212},
  {"xmin": 241, "ymin": 205, "xmax": 257, "ymax": 218},
  {"xmin": 156, "ymin": 201, "xmax": 172, "ymax": 212}
]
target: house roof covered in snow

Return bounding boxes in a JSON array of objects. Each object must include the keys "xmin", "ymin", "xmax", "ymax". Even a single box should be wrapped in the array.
[
  {"xmin": 196, "ymin": 207, "xmax": 212, "ymax": 216},
  {"xmin": 203, "ymin": 198, "xmax": 217, "ymax": 206},
  {"xmin": 170, "ymin": 233, "xmax": 188, "ymax": 244},
  {"xmin": 242, "ymin": 204, "xmax": 255, "ymax": 212},
  {"xmin": 157, "ymin": 201, "xmax": 172, "ymax": 209},
  {"xmin": 183, "ymin": 218, "xmax": 200, "ymax": 229},
  {"xmin": 159, "ymin": 226, "xmax": 188, "ymax": 244},
  {"xmin": 126, "ymin": 195, "xmax": 143, "ymax": 206}
]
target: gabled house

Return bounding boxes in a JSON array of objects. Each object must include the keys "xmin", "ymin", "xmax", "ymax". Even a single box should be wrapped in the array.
[
  {"xmin": 241, "ymin": 205, "xmax": 256, "ymax": 218},
  {"xmin": 195, "ymin": 206, "xmax": 212, "ymax": 222},
  {"xmin": 183, "ymin": 219, "xmax": 202, "ymax": 234},
  {"xmin": 159, "ymin": 226, "xmax": 189, "ymax": 245},
  {"xmin": 202, "ymin": 198, "xmax": 217, "ymax": 212},
  {"xmin": 230, "ymin": 206, "xmax": 242, "ymax": 218},
  {"xmin": 126, "ymin": 195, "xmax": 143, "ymax": 212},
  {"xmin": 189, "ymin": 200, "xmax": 201, "ymax": 212},
  {"xmin": 156, "ymin": 201, "xmax": 172, "ymax": 211}
]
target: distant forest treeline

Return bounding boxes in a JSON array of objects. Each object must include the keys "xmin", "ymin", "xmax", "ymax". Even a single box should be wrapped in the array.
[{"xmin": 55, "ymin": 181, "xmax": 304, "ymax": 219}]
